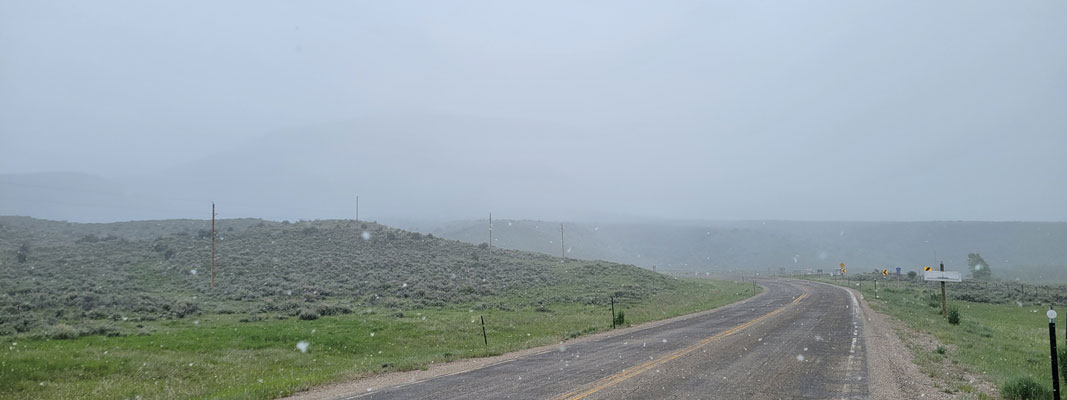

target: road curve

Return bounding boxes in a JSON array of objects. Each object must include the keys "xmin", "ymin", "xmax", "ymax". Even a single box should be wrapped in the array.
[{"xmin": 340, "ymin": 279, "xmax": 867, "ymax": 399}]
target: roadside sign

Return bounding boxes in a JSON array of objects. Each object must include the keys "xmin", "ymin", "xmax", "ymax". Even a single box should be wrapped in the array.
[
  {"xmin": 924, "ymin": 266, "xmax": 932, "ymax": 272},
  {"xmin": 923, "ymin": 271, "xmax": 962, "ymax": 282},
  {"xmin": 840, "ymin": 263, "xmax": 845, "ymax": 269},
  {"xmin": 882, "ymin": 269, "xmax": 889, "ymax": 276}
]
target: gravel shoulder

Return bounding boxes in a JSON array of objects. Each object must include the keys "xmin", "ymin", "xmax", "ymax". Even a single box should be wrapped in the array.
[{"xmin": 848, "ymin": 285, "xmax": 959, "ymax": 400}]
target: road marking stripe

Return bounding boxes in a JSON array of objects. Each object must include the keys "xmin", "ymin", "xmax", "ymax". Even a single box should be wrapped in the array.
[
  {"xmin": 555, "ymin": 291, "xmax": 809, "ymax": 400},
  {"xmin": 842, "ymin": 286, "xmax": 862, "ymax": 396}
]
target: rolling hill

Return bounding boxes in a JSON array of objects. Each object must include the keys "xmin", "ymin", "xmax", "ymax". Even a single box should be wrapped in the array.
[{"xmin": 0, "ymin": 216, "xmax": 674, "ymax": 337}]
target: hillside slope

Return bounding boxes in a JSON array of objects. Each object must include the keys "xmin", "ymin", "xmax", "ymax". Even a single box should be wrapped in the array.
[{"xmin": 0, "ymin": 216, "xmax": 673, "ymax": 337}]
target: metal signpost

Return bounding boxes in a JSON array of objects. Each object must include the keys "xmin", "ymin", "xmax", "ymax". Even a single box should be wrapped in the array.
[{"xmin": 1050, "ymin": 307, "xmax": 1061, "ymax": 400}]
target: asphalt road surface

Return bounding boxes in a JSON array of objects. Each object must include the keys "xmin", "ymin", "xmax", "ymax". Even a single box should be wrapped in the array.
[{"xmin": 343, "ymin": 279, "xmax": 867, "ymax": 399}]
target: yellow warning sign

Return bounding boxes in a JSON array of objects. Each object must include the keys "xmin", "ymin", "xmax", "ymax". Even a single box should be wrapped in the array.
[
  {"xmin": 882, "ymin": 269, "xmax": 889, "ymax": 276},
  {"xmin": 924, "ymin": 266, "xmax": 932, "ymax": 272}
]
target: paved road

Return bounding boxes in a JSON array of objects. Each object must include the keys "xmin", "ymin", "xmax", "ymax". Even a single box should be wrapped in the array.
[{"xmin": 343, "ymin": 279, "xmax": 867, "ymax": 399}]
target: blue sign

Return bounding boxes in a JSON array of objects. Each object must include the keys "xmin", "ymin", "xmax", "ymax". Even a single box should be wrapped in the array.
[{"xmin": 895, "ymin": 267, "xmax": 902, "ymax": 275}]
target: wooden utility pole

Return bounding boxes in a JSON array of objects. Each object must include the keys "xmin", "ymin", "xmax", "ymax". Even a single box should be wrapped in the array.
[
  {"xmin": 488, "ymin": 213, "xmax": 493, "ymax": 256},
  {"xmin": 210, "ymin": 202, "xmax": 216, "ymax": 290},
  {"xmin": 939, "ymin": 262, "xmax": 947, "ymax": 317},
  {"xmin": 560, "ymin": 223, "xmax": 566, "ymax": 260}
]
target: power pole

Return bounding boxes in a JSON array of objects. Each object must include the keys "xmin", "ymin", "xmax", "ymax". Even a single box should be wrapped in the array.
[
  {"xmin": 560, "ymin": 223, "xmax": 566, "ymax": 260},
  {"xmin": 210, "ymin": 202, "xmax": 216, "ymax": 290},
  {"xmin": 355, "ymin": 195, "xmax": 359, "ymax": 221},
  {"xmin": 488, "ymin": 213, "xmax": 493, "ymax": 256}
]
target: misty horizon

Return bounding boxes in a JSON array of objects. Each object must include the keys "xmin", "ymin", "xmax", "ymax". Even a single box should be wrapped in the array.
[{"xmin": 2, "ymin": 1, "xmax": 1065, "ymax": 223}]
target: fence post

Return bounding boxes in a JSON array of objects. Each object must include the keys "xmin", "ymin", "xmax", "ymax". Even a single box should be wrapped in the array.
[
  {"xmin": 481, "ymin": 316, "xmax": 488, "ymax": 346},
  {"xmin": 610, "ymin": 296, "xmax": 616, "ymax": 329}
]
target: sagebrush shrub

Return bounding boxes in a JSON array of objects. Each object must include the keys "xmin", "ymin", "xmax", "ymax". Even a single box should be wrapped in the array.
[
  {"xmin": 1001, "ymin": 376, "xmax": 1051, "ymax": 400},
  {"xmin": 947, "ymin": 306, "xmax": 960, "ymax": 325}
]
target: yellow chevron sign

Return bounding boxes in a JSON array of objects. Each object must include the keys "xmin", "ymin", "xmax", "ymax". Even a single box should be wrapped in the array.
[
  {"xmin": 924, "ymin": 266, "xmax": 932, "ymax": 272},
  {"xmin": 882, "ymin": 269, "xmax": 889, "ymax": 276}
]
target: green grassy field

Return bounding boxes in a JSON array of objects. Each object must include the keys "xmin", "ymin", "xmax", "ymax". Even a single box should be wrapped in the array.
[
  {"xmin": 805, "ymin": 275, "xmax": 1064, "ymax": 398},
  {"xmin": 1, "ymin": 278, "xmax": 755, "ymax": 400}
]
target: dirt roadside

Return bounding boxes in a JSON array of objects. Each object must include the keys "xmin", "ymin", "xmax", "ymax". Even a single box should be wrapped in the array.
[{"xmin": 848, "ymin": 285, "xmax": 996, "ymax": 399}]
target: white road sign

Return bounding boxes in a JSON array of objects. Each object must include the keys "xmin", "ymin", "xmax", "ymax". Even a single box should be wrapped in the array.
[{"xmin": 923, "ymin": 271, "xmax": 962, "ymax": 282}]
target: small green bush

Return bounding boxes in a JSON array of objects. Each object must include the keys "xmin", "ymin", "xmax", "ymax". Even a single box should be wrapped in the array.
[
  {"xmin": 935, "ymin": 345, "xmax": 946, "ymax": 355},
  {"xmin": 171, "ymin": 301, "xmax": 199, "ymax": 319},
  {"xmin": 45, "ymin": 324, "xmax": 80, "ymax": 340},
  {"xmin": 83, "ymin": 325, "xmax": 122, "ymax": 337},
  {"xmin": 926, "ymin": 293, "xmax": 941, "ymax": 308},
  {"xmin": 298, "ymin": 309, "xmax": 319, "ymax": 320},
  {"xmin": 947, "ymin": 306, "xmax": 960, "ymax": 325},
  {"xmin": 614, "ymin": 310, "xmax": 625, "ymax": 327},
  {"xmin": 16, "ymin": 243, "xmax": 29, "ymax": 263},
  {"xmin": 315, "ymin": 304, "xmax": 351, "ymax": 316},
  {"xmin": 1059, "ymin": 347, "xmax": 1067, "ymax": 389},
  {"xmin": 77, "ymin": 234, "xmax": 100, "ymax": 244},
  {"xmin": 1001, "ymin": 376, "xmax": 1052, "ymax": 400}
]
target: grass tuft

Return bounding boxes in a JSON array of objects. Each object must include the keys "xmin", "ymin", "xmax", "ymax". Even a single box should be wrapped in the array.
[{"xmin": 1001, "ymin": 376, "xmax": 1052, "ymax": 400}]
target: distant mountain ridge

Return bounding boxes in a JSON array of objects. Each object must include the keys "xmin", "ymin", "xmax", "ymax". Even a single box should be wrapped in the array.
[
  {"xmin": 410, "ymin": 219, "xmax": 1067, "ymax": 280},
  {"xmin": 1, "ymin": 116, "xmax": 594, "ymax": 223},
  {"xmin": 0, "ymin": 172, "xmax": 175, "ymax": 222}
]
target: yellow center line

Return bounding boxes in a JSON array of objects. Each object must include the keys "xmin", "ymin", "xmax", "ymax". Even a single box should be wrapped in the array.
[{"xmin": 555, "ymin": 291, "xmax": 810, "ymax": 400}]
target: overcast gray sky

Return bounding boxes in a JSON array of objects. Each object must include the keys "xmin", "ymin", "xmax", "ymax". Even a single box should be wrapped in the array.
[{"xmin": 1, "ymin": 1, "xmax": 1065, "ymax": 222}]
